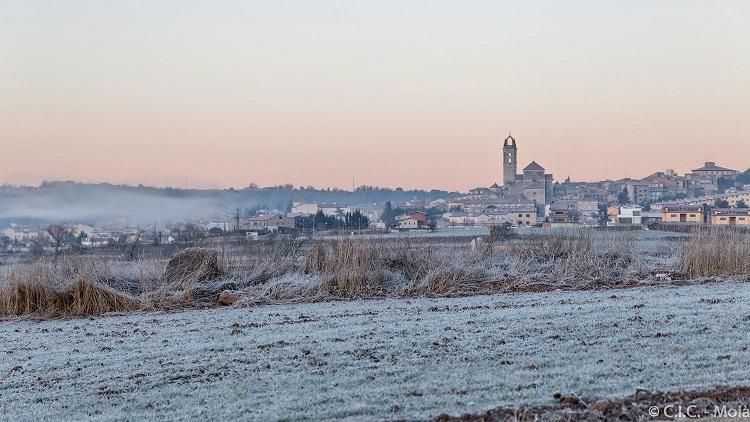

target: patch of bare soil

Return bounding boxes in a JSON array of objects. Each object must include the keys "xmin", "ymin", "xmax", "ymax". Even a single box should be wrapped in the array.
[{"xmin": 433, "ymin": 386, "xmax": 750, "ymax": 421}]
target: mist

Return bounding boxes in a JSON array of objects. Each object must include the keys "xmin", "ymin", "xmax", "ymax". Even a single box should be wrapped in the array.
[
  {"xmin": 0, "ymin": 181, "xmax": 458, "ymax": 228},
  {"xmin": 0, "ymin": 190, "xmax": 220, "ymax": 226}
]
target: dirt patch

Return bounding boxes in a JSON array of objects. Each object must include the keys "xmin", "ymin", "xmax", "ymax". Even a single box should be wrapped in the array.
[{"xmin": 433, "ymin": 385, "xmax": 750, "ymax": 421}]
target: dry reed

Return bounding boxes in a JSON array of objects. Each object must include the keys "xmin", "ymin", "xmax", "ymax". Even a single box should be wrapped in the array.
[{"xmin": 681, "ymin": 227, "xmax": 750, "ymax": 278}]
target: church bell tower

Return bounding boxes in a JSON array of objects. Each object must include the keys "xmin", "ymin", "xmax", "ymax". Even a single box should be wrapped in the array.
[{"xmin": 503, "ymin": 135, "xmax": 517, "ymax": 186}]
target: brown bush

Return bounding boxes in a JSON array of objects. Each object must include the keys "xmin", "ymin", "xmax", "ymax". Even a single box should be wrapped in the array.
[
  {"xmin": 0, "ymin": 270, "xmax": 138, "ymax": 317},
  {"xmin": 304, "ymin": 242, "xmax": 327, "ymax": 274},
  {"xmin": 163, "ymin": 248, "xmax": 221, "ymax": 285},
  {"xmin": 412, "ymin": 265, "xmax": 488, "ymax": 295},
  {"xmin": 320, "ymin": 240, "xmax": 385, "ymax": 297}
]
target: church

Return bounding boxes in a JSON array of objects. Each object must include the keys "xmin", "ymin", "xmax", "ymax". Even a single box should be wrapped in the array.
[{"xmin": 501, "ymin": 135, "xmax": 554, "ymax": 205}]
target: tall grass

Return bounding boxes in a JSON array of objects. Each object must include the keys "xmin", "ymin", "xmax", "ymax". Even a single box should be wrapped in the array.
[
  {"xmin": 681, "ymin": 227, "xmax": 750, "ymax": 278},
  {"xmin": 511, "ymin": 228, "xmax": 637, "ymax": 282},
  {"xmin": 304, "ymin": 240, "xmax": 387, "ymax": 297},
  {"xmin": 0, "ymin": 261, "xmax": 139, "ymax": 316},
  {"xmin": 1, "ymin": 228, "xmax": 741, "ymax": 318}
]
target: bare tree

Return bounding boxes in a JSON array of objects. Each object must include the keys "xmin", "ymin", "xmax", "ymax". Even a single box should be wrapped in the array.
[
  {"xmin": 173, "ymin": 223, "xmax": 206, "ymax": 243},
  {"xmin": 119, "ymin": 230, "xmax": 143, "ymax": 261},
  {"xmin": 46, "ymin": 224, "xmax": 69, "ymax": 257}
]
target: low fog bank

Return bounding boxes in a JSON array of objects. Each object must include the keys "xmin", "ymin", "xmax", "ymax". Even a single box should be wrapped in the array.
[
  {"xmin": 0, "ymin": 191, "xmax": 219, "ymax": 225},
  {"xmin": 0, "ymin": 181, "xmax": 458, "ymax": 226},
  {"xmin": 0, "ymin": 186, "xmax": 222, "ymax": 226}
]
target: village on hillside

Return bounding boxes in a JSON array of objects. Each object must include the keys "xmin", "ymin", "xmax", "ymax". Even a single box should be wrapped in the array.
[{"xmin": 2, "ymin": 135, "xmax": 749, "ymax": 255}]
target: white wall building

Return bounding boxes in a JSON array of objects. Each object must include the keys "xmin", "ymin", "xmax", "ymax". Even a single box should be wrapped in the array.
[
  {"xmin": 1, "ymin": 227, "xmax": 43, "ymax": 242},
  {"xmin": 617, "ymin": 206, "xmax": 642, "ymax": 225},
  {"xmin": 291, "ymin": 203, "xmax": 319, "ymax": 216}
]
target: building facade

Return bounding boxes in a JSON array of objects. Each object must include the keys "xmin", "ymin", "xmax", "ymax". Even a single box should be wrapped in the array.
[
  {"xmin": 239, "ymin": 214, "xmax": 296, "ymax": 232},
  {"xmin": 662, "ymin": 206, "xmax": 704, "ymax": 224},
  {"xmin": 501, "ymin": 135, "xmax": 554, "ymax": 205},
  {"xmin": 617, "ymin": 206, "xmax": 642, "ymax": 225},
  {"xmin": 710, "ymin": 209, "xmax": 750, "ymax": 226}
]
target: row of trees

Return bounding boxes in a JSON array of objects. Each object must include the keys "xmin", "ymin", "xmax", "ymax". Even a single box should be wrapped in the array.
[
  {"xmin": 714, "ymin": 199, "xmax": 748, "ymax": 209},
  {"xmin": 296, "ymin": 210, "xmax": 370, "ymax": 230}
]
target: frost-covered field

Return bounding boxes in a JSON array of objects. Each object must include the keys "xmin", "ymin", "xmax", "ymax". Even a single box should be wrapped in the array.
[{"xmin": 2, "ymin": 281, "xmax": 749, "ymax": 421}]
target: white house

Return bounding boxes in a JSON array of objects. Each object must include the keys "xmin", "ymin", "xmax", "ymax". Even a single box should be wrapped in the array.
[
  {"xmin": 617, "ymin": 205, "xmax": 643, "ymax": 225},
  {"xmin": 291, "ymin": 203, "xmax": 319, "ymax": 216},
  {"xmin": 1, "ymin": 227, "xmax": 43, "ymax": 242},
  {"xmin": 240, "ymin": 214, "xmax": 296, "ymax": 233},
  {"xmin": 319, "ymin": 204, "xmax": 352, "ymax": 217}
]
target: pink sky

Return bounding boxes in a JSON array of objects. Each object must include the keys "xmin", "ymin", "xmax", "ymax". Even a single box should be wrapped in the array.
[{"xmin": 1, "ymin": 1, "xmax": 749, "ymax": 191}]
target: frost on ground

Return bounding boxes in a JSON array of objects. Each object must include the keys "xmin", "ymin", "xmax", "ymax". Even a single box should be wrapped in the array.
[{"xmin": 1, "ymin": 282, "xmax": 749, "ymax": 421}]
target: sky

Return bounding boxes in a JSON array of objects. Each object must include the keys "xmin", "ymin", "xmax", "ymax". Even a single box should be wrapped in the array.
[{"xmin": 1, "ymin": 0, "xmax": 749, "ymax": 191}]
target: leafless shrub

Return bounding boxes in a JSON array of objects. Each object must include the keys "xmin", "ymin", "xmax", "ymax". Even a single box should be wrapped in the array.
[
  {"xmin": 381, "ymin": 239, "xmax": 432, "ymax": 281},
  {"xmin": 511, "ymin": 228, "xmax": 638, "ymax": 281},
  {"xmin": 46, "ymin": 224, "xmax": 69, "ymax": 258},
  {"xmin": 411, "ymin": 264, "xmax": 488, "ymax": 295},
  {"xmin": 224, "ymin": 240, "xmax": 299, "ymax": 286},
  {"xmin": 118, "ymin": 230, "xmax": 142, "ymax": 261}
]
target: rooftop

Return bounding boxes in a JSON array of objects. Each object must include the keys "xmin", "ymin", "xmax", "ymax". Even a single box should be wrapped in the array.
[
  {"xmin": 662, "ymin": 206, "xmax": 704, "ymax": 212},
  {"xmin": 692, "ymin": 162, "xmax": 737, "ymax": 173},
  {"xmin": 523, "ymin": 161, "xmax": 545, "ymax": 171},
  {"xmin": 712, "ymin": 208, "xmax": 750, "ymax": 215}
]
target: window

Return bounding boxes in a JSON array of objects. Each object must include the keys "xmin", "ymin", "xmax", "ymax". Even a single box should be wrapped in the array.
[
  {"xmin": 689, "ymin": 214, "xmax": 696, "ymax": 218},
  {"xmin": 526, "ymin": 214, "xmax": 530, "ymax": 217}
]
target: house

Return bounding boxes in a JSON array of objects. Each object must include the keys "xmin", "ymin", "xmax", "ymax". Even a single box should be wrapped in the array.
[
  {"xmin": 616, "ymin": 206, "xmax": 642, "ymax": 225},
  {"xmin": 1, "ymin": 227, "xmax": 43, "ymax": 243},
  {"xmin": 395, "ymin": 217, "xmax": 422, "ymax": 230},
  {"xmin": 710, "ymin": 209, "xmax": 750, "ymax": 226},
  {"xmin": 291, "ymin": 203, "xmax": 319, "ymax": 216},
  {"xmin": 447, "ymin": 207, "xmax": 536, "ymax": 227},
  {"xmin": 509, "ymin": 209, "xmax": 537, "ymax": 226},
  {"xmin": 723, "ymin": 192, "xmax": 750, "ymax": 207},
  {"xmin": 641, "ymin": 211, "xmax": 663, "ymax": 224},
  {"xmin": 239, "ymin": 214, "xmax": 296, "ymax": 233},
  {"xmin": 394, "ymin": 211, "xmax": 431, "ymax": 230},
  {"xmin": 319, "ymin": 204, "xmax": 352, "ymax": 217},
  {"xmin": 547, "ymin": 200, "xmax": 578, "ymax": 223},
  {"xmin": 575, "ymin": 200, "xmax": 600, "ymax": 215},
  {"xmin": 408, "ymin": 211, "xmax": 429, "ymax": 226},
  {"xmin": 687, "ymin": 162, "xmax": 739, "ymax": 192},
  {"xmin": 662, "ymin": 206, "xmax": 704, "ymax": 224},
  {"xmin": 689, "ymin": 162, "xmax": 739, "ymax": 181}
]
